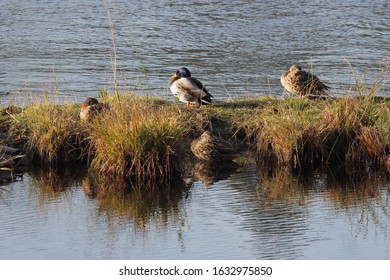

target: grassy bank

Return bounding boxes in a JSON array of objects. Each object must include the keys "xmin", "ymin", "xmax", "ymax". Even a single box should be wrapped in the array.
[
  {"xmin": 247, "ymin": 96, "xmax": 389, "ymax": 170},
  {"xmin": 1, "ymin": 91, "xmax": 389, "ymax": 187}
]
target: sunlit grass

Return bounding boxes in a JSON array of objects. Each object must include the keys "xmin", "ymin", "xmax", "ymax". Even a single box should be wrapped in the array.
[
  {"xmin": 88, "ymin": 94, "xmax": 194, "ymax": 186},
  {"xmin": 13, "ymin": 101, "xmax": 88, "ymax": 163}
]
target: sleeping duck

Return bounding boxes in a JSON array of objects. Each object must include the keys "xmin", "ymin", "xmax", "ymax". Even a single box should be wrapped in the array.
[
  {"xmin": 281, "ymin": 64, "xmax": 330, "ymax": 98},
  {"xmin": 190, "ymin": 131, "xmax": 239, "ymax": 162},
  {"xmin": 80, "ymin": 97, "xmax": 109, "ymax": 122},
  {"xmin": 169, "ymin": 67, "xmax": 213, "ymax": 107}
]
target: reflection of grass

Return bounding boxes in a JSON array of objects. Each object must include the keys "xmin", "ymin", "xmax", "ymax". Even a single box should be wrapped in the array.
[
  {"xmin": 257, "ymin": 166, "xmax": 308, "ymax": 202},
  {"xmin": 28, "ymin": 163, "xmax": 87, "ymax": 199},
  {"xmin": 323, "ymin": 166, "xmax": 390, "ymax": 240},
  {"xmin": 256, "ymin": 164, "xmax": 390, "ymax": 243},
  {"xmin": 23, "ymin": 164, "xmax": 189, "ymax": 232},
  {"xmin": 323, "ymin": 166, "xmax": 387, "ymax": 208},
  {"xmin": 81, "ymin": 170, "xmax": 189, "ymax": 230},
  {"xmin": 257, "ymin": 163, "xmax": 389, "ymax": 209}
]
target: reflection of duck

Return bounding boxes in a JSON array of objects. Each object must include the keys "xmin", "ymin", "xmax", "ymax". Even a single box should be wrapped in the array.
[
  {"xmin": 82, "ymin": 176, "xmax": 98, "ymax": 198},
  {"xmin": 280, "ymin": 65, "xmax": 329, "ymax": 98},
  {"xmin": 191, "ymin": 131, "xmax": 239, "ymax": 162},
  {"xmin": 80, "ymin": 97, "xmax": 109, "ymax": 122},
  {"xmin": 193, "ymin": 160, "xmax": 239, "ymax": 187},
  {"xmin": 169, "ymin": 67, "xmax": 213, "ymax": 107}
]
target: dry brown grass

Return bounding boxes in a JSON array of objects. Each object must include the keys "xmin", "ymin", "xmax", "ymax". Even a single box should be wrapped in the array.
[
  {"xmin": 14, "ymin": 101, "xmax": 88, "ymax": 163},
  {"xmin": 88, "ymin": 94, "xmax": 195, "ymax": 186}
]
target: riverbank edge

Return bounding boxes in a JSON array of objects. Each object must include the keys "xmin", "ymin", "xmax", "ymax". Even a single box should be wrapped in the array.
[{"xmin": 1, "ymin": 94, "xmax": 389, "ymax": 187}]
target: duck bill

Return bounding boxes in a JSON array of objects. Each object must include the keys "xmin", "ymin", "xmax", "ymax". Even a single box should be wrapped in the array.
[{"xmin": 170, "ymin": 74, "xmax": 177, "ymax": 79}]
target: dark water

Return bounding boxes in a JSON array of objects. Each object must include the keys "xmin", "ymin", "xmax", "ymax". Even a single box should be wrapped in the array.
[
  {"xmin": 1, "ymin": 164, "xmax": 389, "ymax": 260},
  {"xmin": 0, "ymin": 0, "xmax": 389, "ymax": 106},
  {"xmin": 1, "ymin": 0, "xmax": 390, "ymax": 260}
]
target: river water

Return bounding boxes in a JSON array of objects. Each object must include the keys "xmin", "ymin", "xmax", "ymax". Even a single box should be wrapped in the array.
[
  {"xmin": 0, "ymin": 0, "xmax": 390, "ymax": 259},
  {"xmin": 1, "ymin": 164, "xmax": 389, "ymax": 259},
  {"xmin": 0, "ymin": 0, "xmax": 389, "ymax": 105}
]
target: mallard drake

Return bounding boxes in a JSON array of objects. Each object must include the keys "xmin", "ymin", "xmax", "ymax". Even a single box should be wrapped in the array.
[
  {"xmin": 169, "ymin": 67, "xmax": 213, "ymax": 107},
  {"xmin": 80, "ymin": 97, "xmax": 109, "ymax": 122},
  {"xmin": 190, "ymin": 131, "xmax": 239, "ymax": 162},
  {"xmin": 280, "ymin": 65, "xmax": 330, "ymax": 98}
]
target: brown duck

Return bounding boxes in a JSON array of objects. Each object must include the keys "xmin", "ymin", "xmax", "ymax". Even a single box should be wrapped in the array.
[
  {"xmin": 280, "ymin": 65, "xmax": 330, "ymax": 98},
  {"xmin": 80, "ymin": 97, "xmax": 109, "ymax": 122},
  {"xmin": 190, "ymin": 131, "xmax": 239, "ymax": 162}
]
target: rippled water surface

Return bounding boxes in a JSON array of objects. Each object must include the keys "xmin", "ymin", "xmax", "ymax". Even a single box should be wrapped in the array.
[
  {"xmin": 1, "ymin": 0, "xmax": 389, "ymax": 105},
  {"xmin": 1, "ymin": 164, "xmax": 389, "ymax": 259}
]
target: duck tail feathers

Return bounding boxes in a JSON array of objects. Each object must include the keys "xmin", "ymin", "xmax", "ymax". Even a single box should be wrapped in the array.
[{"xmin": 201, "ymin": 95, "xmax": 212, "ymax": 105}]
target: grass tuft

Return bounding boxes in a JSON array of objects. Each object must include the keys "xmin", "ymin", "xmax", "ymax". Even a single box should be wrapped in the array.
[
  {"xmin": 14, "ymin": 101, "xmax": 88, "ymax": 164},
  {"xmin": 88, "ymin": 94, "xmax": 193, "ymax": 186},
  {"xmin": 241, "ymin": 65, "xmax": 389, "ymax": 171}
]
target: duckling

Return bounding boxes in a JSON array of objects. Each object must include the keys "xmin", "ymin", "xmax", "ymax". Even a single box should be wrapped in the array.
[
  {"xmin": 169, "ymin": 67, "xmax": 213, "ymax": 107},
  {"xmin": 190, "ymin": 131, "xmax": 239, "ymax": 162},
  {"xmin": 281, "ymin": 65, "xmax": 330, "ymax": 98},
  {"xmin": 79, "ymin": 97, "xmax": 108, "ymax": 122}
]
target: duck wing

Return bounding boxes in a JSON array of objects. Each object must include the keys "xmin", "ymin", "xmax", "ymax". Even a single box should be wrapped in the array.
[
  {"xmin": 173, "ymin": 78, "xmax": 205, "ymax": 99},
  {"xmin": 282, "ymin": 70, "xmax": 306, "ymax": 95},
  {"xmin": 300, "ymin": 70, "xmax": 329, "ymax": 94},
  {"xmin": 174, "ymin": 77, "xmax": 213, "ymax": 104},
  {"xmin": 191, "ymin": 78, "xmax": 213, "ymax": 97}
]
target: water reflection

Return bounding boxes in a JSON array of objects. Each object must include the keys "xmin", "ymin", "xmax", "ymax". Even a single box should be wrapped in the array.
[
  {"xmin": 81, "ymin": 171, "xmax": 190, "ymax": 230},
  {"xmin": 322, "ymin": 166, "xmax": 387, "ymax": 205},
  {"xmin": 257, "ymin": 165, "xmax": 389, "ymax": 206},
  {"xmin": 28, "ymin": 164, "xmax": 87, "ymax": 199},
  {"xmin": 218, "ymin": 165, "xmax": 309, "ymax": 259},
  {"xmin": 250, "ymin": 165, "xmax": 390, "ymax": 259},
  {"xmin": 25, "ymin": 164, "xmax": 193, "ymax": 230},
  {"xmin": 191, "ymin": 160, "xmax": 239, "ymax": 187},
  {"xmin": 1, "ymin": 160, "xmax": 389, "ymax": 259},
  {"xmin": 321, "ymin": 167, "xmax": 390, "ymax": 246}
]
